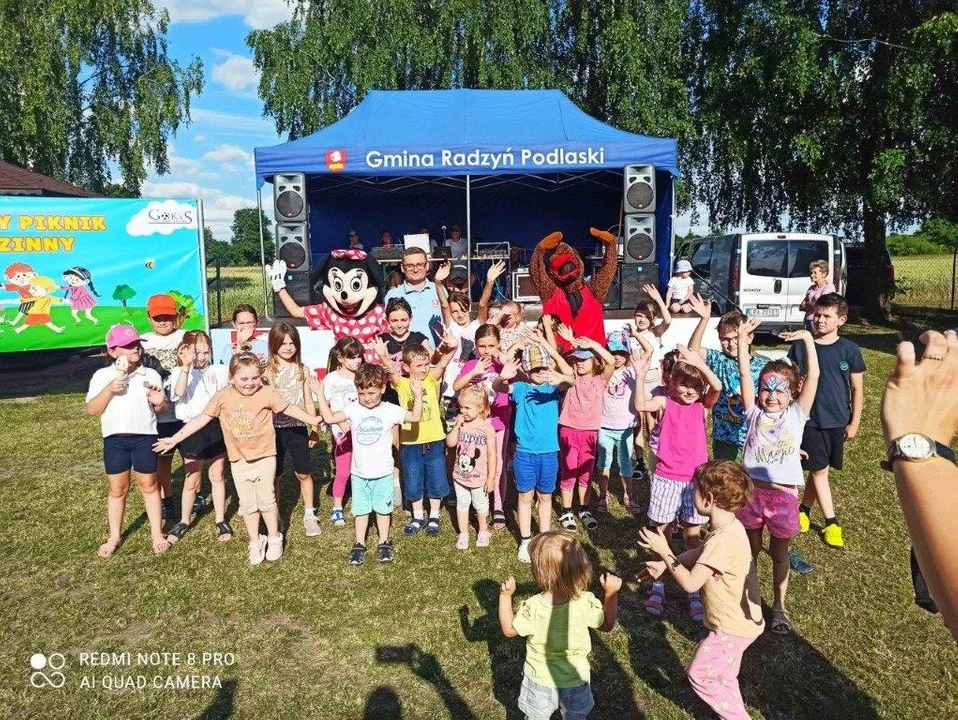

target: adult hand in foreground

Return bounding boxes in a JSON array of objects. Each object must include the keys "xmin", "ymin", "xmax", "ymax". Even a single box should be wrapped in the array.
[
  {"xmin": 882, "ymin": 330, "xmax": 958, "ymax": 447},
  {"xmin": 881, "ymin": 329, "xmax": 958, "ymax": 640}
]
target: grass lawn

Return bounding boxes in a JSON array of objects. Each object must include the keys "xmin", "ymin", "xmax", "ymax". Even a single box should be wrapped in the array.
[
  {"xmin": 1, "ymin": 325, "xmax": 957, "ymax": 719},
  {"xmin": 206, "ymin": 266, "xmax": 267, "ymax": 326}
]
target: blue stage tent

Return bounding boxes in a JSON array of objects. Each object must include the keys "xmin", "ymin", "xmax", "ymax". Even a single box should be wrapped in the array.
[{"xmin": 253, "ymin": 89, "xmax": 678, "ymax": 291}]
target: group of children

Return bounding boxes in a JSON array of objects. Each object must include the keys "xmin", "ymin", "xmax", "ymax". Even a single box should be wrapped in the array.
[{"xmin": 86, "ymin": 259, "xmax": 864, "ymax": 719}]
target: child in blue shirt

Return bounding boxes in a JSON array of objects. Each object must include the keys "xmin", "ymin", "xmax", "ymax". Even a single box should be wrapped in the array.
[{"xmin": 495, "ymin": 338, "xmax": 574, "ymax": 563}]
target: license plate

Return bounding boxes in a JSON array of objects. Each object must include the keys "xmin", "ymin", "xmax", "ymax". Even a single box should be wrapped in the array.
[{"xmin": 745, "ymin": 307, "xmax": 780, "ymax": 317}]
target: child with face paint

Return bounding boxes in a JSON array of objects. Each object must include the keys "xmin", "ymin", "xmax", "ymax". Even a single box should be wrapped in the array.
[{"xmin": 736, "ymin": 318, "xmax": 820, "ymax": 634}]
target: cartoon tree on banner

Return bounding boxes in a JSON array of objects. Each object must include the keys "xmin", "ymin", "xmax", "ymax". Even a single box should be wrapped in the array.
[
  {"xmin": 168, "ymin": 290, "xmax": 196, "ymax": 321},
  {"xmin": 113, "ymin": 284, "xmax": 136, "ymax": 308}
]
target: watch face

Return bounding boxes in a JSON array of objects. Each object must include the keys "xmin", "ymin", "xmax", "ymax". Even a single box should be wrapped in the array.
[{"xmin": 900, "ymin": 434, "xmax": 934, "ymax": 459}]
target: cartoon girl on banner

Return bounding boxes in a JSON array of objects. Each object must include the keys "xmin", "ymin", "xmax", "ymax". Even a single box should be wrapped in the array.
[
  {"xmin": 15, "ymin": 276, "xmax": 64, "ymax": 335},
  {"xmin": 61, "ymin": 266, "xmax": 100, "ymax": 325}
]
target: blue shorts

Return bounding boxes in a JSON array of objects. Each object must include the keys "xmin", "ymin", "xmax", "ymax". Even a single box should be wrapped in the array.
[
  {"xmin": 518, "ymin": 675, "xmax": 593, "ymax": 720},
  {"xmin": 596, "ymin": 427, "xmax": 634, "ymax": 476},
  {"xmin": 401, "ymin": 441, "xmax": 449, "ymax": 501},
  {"xmin": 514, "ymin": 449, "xmax": 558, "ymax": 494},
  {"xmin": 103, "ymin": 434, "xmax": 159, "ymax": 475},
  {"xmin": 351, "ymin": 474, "xmax": 395, "ymax": 516}
]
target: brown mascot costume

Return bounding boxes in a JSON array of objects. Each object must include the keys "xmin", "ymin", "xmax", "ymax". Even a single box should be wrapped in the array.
[{"xmin": 529, "ymin": 227, "xmax": 619, "ymax": 351}]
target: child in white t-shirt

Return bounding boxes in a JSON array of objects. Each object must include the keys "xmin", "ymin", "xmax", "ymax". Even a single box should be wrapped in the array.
[
  {"xmin": 315, "ymin": 364, "xmax": 422, "ymax": 565},
  {"xmin": 85, "ymin": 324, "xmax": 171, "ymax": 557},
  {"xmin": 666, "ymin": 260, "xmax": 695, "ymax": 314}
]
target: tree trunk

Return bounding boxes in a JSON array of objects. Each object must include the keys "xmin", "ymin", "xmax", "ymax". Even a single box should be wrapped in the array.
[{"xmin": 862, "ymin": 204, "xmax": 894, "ymax": 323}]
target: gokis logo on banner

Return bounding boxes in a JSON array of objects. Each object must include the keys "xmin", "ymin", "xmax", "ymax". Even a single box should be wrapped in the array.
[
  {"xmin": 326, "ymin": 150, "xmax": 346, "ymax": 172},
  {"xmin": 30, "ymin": 652, "xmax": 66, "ymax": 688}
]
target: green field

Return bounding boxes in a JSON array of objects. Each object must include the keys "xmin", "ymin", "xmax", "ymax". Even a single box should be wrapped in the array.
[
  {"xmin": 1, "ymin": 324, "xmax": 956, "ymax": 718},
  {"xmin": 892, "ymin": 254, "xmax": 956, "ymax": 310},
  {"xmin": 206, "ymin": 266, "xmax": 267, "ymax": 326}
]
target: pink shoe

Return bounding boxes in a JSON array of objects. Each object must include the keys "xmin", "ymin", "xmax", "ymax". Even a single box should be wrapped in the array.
[
  {"xmin": 476, "ymin": 531, "xmax": 491, "ymax": 547},
  {"xmin": 456, "ymin": 533, "xmax": 469, "ymax": 550}
]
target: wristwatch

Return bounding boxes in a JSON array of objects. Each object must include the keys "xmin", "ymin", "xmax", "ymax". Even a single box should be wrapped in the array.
[{"xmin": 881, "ymin": 433, "xmax": 957, "ymax": 471}]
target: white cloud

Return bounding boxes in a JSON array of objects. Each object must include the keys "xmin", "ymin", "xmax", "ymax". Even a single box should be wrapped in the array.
[
  {"xmin": 155, "ymin": 0, "xmax": 294, "ymax": 29},
  {"xmin": 194, "ymin": 135, "xmax": 206, "ymax": 143},
  {"xmin": 202, "ymin": 144, "xmax": 253, "ymax": 168},
  {"xmin": 211, "ymin": 49, "xmax": 259, "ymax": 93},
  {"xmin": 191, "ymin": 108, "xmax": 278, "ymax": 139},
  {"xmin": 126, "ymin": 200, "xmax": 199, "ymax": 236}
]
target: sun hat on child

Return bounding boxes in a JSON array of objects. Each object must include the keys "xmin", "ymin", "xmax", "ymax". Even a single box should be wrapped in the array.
[
  {"xmin": 521, "ymin": 344, "xmax": 554, "ymax": 373},
  {"xmin": 606, "ymin": 330, "xmax": 630, "ymax": 354},
  {"xmin": 106, "ymin": 324, "xmax": 141, "ymax": 349},
  {"xmin": 146, "ymin": 294, "xmax": 177, "ymax": 318},
  {"xmin": 674, "ymin": 259, "xmax": 693, "ymax": 273}
]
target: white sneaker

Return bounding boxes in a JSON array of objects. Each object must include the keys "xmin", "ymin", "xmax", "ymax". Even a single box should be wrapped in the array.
[
  {"xmin": 265, "ymin": 533, "xmax": 284, "ymax": 561},
  {"xmin": 303, "ymin": 511, "xmax": 321, "ymax": 537},
  {"xmin": 517, "ymin": 542, "xmax": 531, "ymax": 564},
  {"xmin": 249, "ymin": 535, "xmax": 267, "ymax": 565}
]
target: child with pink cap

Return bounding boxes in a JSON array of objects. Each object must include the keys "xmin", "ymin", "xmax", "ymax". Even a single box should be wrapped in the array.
[{"xmin": 85, "ymin": 324, "xmax": 172, "ymax": 556}]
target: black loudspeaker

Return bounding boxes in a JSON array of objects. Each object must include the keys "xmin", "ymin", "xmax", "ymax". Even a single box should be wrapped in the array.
[
  {"xmin": 586, "ymin": 258, "xmax": 621, "ymax": 310},
  {"xmin": 273, "ymin": 271, "xmax": 314, "ymax": 318},
  {"xmin": 623, "ymin": 215, "xmax": 656, "ymax": 264},
  {"xmin": 276, "ymin": 222, "xmax": 310, "ymax": 272},
  {"xmin": 274, "ymin": 173, "xmax": 308, "ymax": 222},
  {"xmin": 620, "ymin": 263, "xmax": 660, "ymax": 311},
  {"xmin": 623, "ymin": 164, "xmax": 655, "ymax": 213}
]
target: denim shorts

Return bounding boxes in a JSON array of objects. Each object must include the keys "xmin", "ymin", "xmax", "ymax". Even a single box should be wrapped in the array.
[
  {"xmin": 518, "ymin": 675, "xmax": 594, "ymax": 720},
  {"xmin": 103, "ymin": 434, "xmax": 159, "ymax": 475},
  {"xmin": 513, "ymin": 449, "xmax": 558, "ymax": 494},
  {"xmin": 401, "ymin": 441, "xmax": 449, "ymax": 501}
]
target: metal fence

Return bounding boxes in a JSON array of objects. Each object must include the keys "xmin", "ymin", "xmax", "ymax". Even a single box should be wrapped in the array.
[
  {"xmin": 891, "ymin": 251, "xmax": 958, "ymax": 312},
  {"xmin": 205, "ymin": 262, "xmax": 265, "ymax": 327}
]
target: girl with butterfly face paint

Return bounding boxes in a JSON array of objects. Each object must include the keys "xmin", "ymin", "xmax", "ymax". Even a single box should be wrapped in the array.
[{"xmin": 735, "ymin": 319, "xmax": 820, "ymax": 635}]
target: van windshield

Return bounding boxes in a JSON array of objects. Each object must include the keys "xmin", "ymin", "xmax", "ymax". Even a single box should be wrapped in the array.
[{"xmin": 746, "ymin": 239, "xmax": 828, "ymax": 278}]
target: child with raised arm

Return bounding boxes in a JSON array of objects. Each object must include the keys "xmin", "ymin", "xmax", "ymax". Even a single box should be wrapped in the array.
[
  {"xmin": 788, "ymin": 292, "xmax": 865, "ymax": 549},
  {"xmin": 634, "ymin": 344, "xmax": 722, "ymax": 620},
  {"xmin": 687, "ymin": 294, "xmax": 770, "ymax": 462},
  {"xmin": 736, "ymin": 318, "xmax": 819, "ymax": 633},
  {"xmin": 313, "ymin": 364, "xmax": 422, "ymax": 564},
  {"xmin": 264, "ymin": 321, "xmax": 321, "ymax": 537},
  {"xmin": 495, "ymin": 339, "xmax": 575, "ymax": 562},
  {"xmin": 454, "ymin": 324, "xmax": 511, "ymax": 530},
  {"xmin": 555, "ymin": 324, "xmax": 616, "ymax": 531},
  {"xmin": 595, "ymin": 331, "xmax": 640, "ymax": 516},
  {"xmin": 154, "ymin": 353, "xmax": 322, "ymax": 565},
  {"xmin": 499, "ymin": 532, "xmax": 621, "ymax": 720},
  {"xmin": 639, "ymin": 461, "xmax": 764, "ymax": 719},
  {"xmin": 86, "ymin": 325, "xmax": 172, "ymax": 556},
  {"xmin": 324, "ymin": 337, "xmax": 363, "ymax": 527},
  {"xmin": 167, "ymin": 331, "xmax": 231, "ymax": 543},
  {"xmin": 446, "ymin": 385, "xmax": 498, "ymax": 549},
  {"xmin": 376, "ymin": 332, "xmax": 458, "ymax": 537}
]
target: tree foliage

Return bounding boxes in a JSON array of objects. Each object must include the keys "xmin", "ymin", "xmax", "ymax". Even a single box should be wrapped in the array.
[
  {"xmin": 204, "ymin": 226, "xmax": 237, "ymax": 266},
  {"xmin": 230, "ymin": 208, "xmax": 274, "ymax": 265},
  {"xmin": 683, "ymin": 2, "xmax": 957, "ymax": 319},
  {"xmin": 247, "ymin": 0, "xmax": 690, "ymax": 142},
  {"xmin": 0, "ymin": 0, "xmax": 203, "ymax": 194}
]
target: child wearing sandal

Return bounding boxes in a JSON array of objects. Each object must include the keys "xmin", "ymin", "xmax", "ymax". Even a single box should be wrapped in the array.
[
  {"xmin": 736, "ymin": 318, "xmax": 820, "ymax": 634},
  {"xmin": 154, "ymin": 353, "xmax": 322, "ymax": 565},
  {"xmin": 323, "ymin": 337, "xmax": 363, "ymax": 527},
  {"xmin": 499, "ymin": 531, "xmax": 621, "ymax": 720},
  {"xmin": 453, "ymin": 324, "xmax": 511, "ymax": 531},
  {"xmin": 167, "ymin": 331, "xmax": 232, "ymax": 544},
  {"xmin": 639, "ymin": 461, "xmax": 764, "ymax": 720},
  {"xmin": 264, "ymin": 322, "xmax": 321, "ymax": 538},
  {"xmin": 86, "ymin": 325, "xmax": 172, "ymax": 557},
  {"xmin": 595, "ymin": 331, "xmax": 640, "ymax": 516},
  {"xmin": 376, "ymin": 333, "xmax": 458, "ymax": 538},
  {"xmin": 634, "ymin": 345, "xmax": 722, "ymax": 621},
  {"xmin": 314, "ymin": 364, "xmax": 422, "ymax": 565},
  {"xmin": 447, "ymin": 385, "xmax": 498, "ymax": 549},
  {"xmin": 555, "ymin": 324, "xmax": 616, "ymax": 532},
  {"xmin": 495, "ymin": 341, "xmax": 574, "ymax": 563}
]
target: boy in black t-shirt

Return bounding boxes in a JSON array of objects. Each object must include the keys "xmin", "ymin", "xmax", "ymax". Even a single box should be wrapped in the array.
[{"xmin": 787, "ymin": 293, "xmax": 865, "ymax": 549}]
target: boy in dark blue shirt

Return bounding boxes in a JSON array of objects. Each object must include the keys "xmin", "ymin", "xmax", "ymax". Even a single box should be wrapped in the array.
[{"xmin": 787, "ymin": 293, "xmax": 865, "ymax": 549}]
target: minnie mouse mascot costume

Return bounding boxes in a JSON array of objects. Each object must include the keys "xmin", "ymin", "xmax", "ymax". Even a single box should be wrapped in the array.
[{"xmin": 266, "ymin": 250, "xmax": 387, "ymax": 363}]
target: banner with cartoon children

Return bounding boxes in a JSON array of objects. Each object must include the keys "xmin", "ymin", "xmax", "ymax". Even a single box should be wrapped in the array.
[{"xmin": 0, "ymin": 197, "xmax": 207, "ymax": 353}]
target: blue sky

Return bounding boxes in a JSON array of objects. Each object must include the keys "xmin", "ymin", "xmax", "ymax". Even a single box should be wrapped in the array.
[{"xmin": 145, "ymin": 1, "xmax": 700, "ymax": 241}]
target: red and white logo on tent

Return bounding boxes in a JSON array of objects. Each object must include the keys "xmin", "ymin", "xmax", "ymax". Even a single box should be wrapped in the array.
[{"xmin": 325, "ymin": 150, "xmax": 346, "ymax": 172}]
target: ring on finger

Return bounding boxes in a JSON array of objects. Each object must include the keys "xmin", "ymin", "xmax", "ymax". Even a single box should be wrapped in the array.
[{"xmin": 925, "ymin": 353, "xmax": 945, "ymax": 361}]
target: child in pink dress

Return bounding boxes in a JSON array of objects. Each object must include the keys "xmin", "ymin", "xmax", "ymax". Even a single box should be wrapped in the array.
[{"xmin": 61, "ymin": 266, "xmax": 100, "ymax": 325}]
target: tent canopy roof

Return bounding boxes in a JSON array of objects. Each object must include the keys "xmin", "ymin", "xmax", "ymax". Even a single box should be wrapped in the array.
[{"xmin": 254, "ymin": 89, "xmax": 678, "ymax": 184}]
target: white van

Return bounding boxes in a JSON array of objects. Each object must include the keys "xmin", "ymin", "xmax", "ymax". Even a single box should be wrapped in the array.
[{"xmin": 675, "ymin": 233, "xmax": 846, "ymax": 330}]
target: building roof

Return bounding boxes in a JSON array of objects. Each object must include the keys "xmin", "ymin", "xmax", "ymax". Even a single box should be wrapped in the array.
[{"xmin": 0, "ymin": 161, "xmax": 101, "ymax": 197}]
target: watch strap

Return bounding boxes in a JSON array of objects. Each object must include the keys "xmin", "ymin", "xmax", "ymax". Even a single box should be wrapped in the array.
[{"xmin": 881, "ymin": 436, "xmax": 957, "ymax": 471}]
